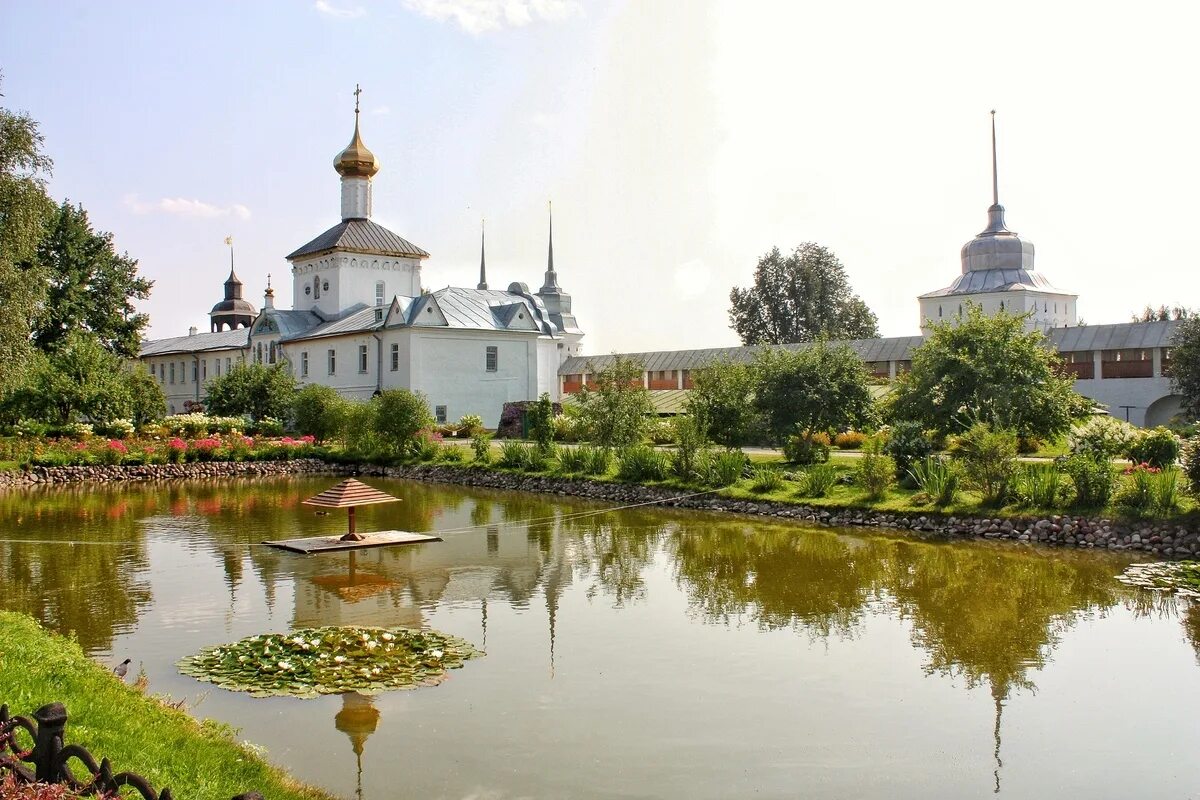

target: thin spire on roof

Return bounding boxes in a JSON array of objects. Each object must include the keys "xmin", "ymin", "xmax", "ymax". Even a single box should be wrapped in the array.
[
  {"xmin": 224, "ymin": 235, "xmax": 240, "ymax": 283},
  {"xmin": 991, "ymin": 109, "xmax": 999, "ymax": 207},
  {"xmin": 541, "ymin": 200, "xmax": 561, "ymax": 292},
  {"xmin": 477, "ymin": 218, "xmax": 488, "ymax": 290}
]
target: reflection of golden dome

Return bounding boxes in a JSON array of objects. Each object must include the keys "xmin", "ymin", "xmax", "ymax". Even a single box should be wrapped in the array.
[
  {"xmin": 335, "ymin": 116, "xmax": 380, "ymax": 178},
  {"xmin": 335, "ymin": 692, "xmax": 381, "ymax": 756}
]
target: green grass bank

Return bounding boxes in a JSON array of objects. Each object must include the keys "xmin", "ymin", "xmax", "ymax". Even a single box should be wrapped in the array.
[{"xmin": 0, "ymin": 612, "xmax": 332, "ymax": 800}]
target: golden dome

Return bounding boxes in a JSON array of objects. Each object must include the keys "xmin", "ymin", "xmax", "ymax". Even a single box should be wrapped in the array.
[{"xmin": 334, "ymin": 116, "xmax": 380, "ymax": 178}]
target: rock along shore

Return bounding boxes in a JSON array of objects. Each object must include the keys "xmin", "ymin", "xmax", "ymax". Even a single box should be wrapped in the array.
[{"xmin": 2, "ymin": 460, "xmax": 1196, "ymax": 559}]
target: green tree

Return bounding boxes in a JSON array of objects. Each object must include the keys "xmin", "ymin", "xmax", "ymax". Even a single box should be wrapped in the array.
[
  {"xmin": 0, "ymin": 77, "xmax": 54, "ymax": 389},
  {"xmin": 6, "ymin": 333, "xmax": 134, "ymax": 424},
  {"xmin": 728, "ymin": 243, "xmax": 879, "ymax": 345},
  {"xmin": 204, "ymin": 363, "xmax": 296, "ymax": 422},
  {"xmin": 124, "ymin": 363, "xmax": 167, "ymax": 427},
  {"xmin": 1170, "ymin": 315, "xmax": 1200, "ymax": 419},
  {"xmin": 753, "ymin": 342, "xmax": 875, "ymax": 441},
  {"xmin": 291, "ymin": 384, "xmax": 349, "ymax": 442},
  {"xmin": 527, "ymin": 392, "xmax": 555, "ymax": 453},
  {"xmin": 373, "ymin": 389, "xmax": 434, "ymax": 457},
  {"xmin": 30, "ymin": 201, "xmax": 152, "ymax": 357},
  {"xmin": 887, "ymin": 303, "xmax": 1089, "ymax": 439},
  {"xmin": 576, "ymin": 356, "xmax": 653, "ymax": 448},
  {"xmin": 685, "ymin": 358, "xmax": 762, "ymax": 448},
  {"xmin": 1132, "ymin": 305, "xmax": 1191, "ymax": 323}
]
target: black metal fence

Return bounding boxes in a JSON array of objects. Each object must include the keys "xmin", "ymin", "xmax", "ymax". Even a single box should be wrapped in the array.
[{"xmin": 0, "ymin": 702, "xmax": 262, "ymax": 800}]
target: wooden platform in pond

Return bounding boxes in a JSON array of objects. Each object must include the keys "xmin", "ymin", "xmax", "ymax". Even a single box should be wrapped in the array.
[{"xmin": 262, "ymin": 530, "xmax": 442, "ymax": 554}]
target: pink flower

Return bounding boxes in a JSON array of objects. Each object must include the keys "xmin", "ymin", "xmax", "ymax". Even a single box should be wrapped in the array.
[
  {"xmin": 168, "ymin": 438, "xmax": 187, "ymax": 451},
  {"xmin": 108, "ymin": 440, "xmax": 128, "ymax": 454},
  {"xmin": 300, "ymin": 435, "xmax": 315, "ymax": 444}
]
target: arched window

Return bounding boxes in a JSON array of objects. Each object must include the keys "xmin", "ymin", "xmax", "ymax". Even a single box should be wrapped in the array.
[
  {"xmin": 999, "ymin": 301, "xmax": 1005, "ymax": 311},
  {"xmin": 938, "ymin": 305, "xmax": 943, "ymax": 318},
  {"xmin": 255, "ymin": 342, "xmax": 263, "ymax": 363},
  {"xmin": 269, "ymin": 341, "xmax": 277, "ymax": 364}
]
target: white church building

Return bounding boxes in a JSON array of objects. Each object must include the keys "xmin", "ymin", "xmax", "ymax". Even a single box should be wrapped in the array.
[{"xmin": 140, "ymin": 98, "xmax": 583, "ymax": 425}]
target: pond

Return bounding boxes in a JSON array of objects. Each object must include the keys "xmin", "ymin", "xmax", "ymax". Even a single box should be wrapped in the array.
[{"xmin": 1, "ymin": 477, "xmax": 1198, "ymax": 799}]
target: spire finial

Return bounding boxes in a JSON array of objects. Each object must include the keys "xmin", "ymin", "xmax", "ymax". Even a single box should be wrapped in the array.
[
  {"xmin": 354, "ymin": 84, "xmax": 362, "ymax": 117},
  {"xmin": 224, "ymin": 235, "xmax": 234, "ymax": 273},
  {"xmin": 477, "ymin": 218, "xmax": 488, "ymax": 290},
  {"xmin": 990, "ymin": 109, "xmax": 999, "ymax": 207},
  {"xmin": 547, "ymin": 200, "xmax": 555, "ymax": 274}
]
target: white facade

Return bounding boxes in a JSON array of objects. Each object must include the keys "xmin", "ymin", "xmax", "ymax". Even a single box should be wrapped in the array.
[{"xmin": 140, "ymin": 107, "xmax": 584, "ymax": 426}]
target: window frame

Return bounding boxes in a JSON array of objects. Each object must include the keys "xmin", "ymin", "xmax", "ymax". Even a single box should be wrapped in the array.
[{"xmin": 485, "ymin": 345, "xmax": 498, "ymax": 372}]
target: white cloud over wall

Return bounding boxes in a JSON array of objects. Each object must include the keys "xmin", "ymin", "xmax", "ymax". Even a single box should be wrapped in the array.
[
  {"xmin": 125, "ymin": 195, "xmax": 251, "ymax": 220},
  {"xmin": 401, "ymin": 0, "xmax": 580, "ymax": 34}
]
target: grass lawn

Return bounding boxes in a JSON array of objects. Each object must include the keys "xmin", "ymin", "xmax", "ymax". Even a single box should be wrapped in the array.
[{"xmin": 0, "ymin": 612, "xmax": 332, "ymax": 800}]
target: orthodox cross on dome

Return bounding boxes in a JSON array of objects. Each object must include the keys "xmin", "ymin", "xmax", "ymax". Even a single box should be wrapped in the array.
[{"xmin": 354, "ymin": 83, "xmax": 362, "ymax": 116}]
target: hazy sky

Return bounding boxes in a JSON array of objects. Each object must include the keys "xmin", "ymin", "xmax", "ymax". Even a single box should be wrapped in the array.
[{"xmin": 3, "ymin": 1, "xmax": 1198, "ymax": 353}]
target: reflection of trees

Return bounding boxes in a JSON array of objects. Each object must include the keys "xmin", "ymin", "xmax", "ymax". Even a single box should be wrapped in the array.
[
  {"xmin": 559, "ymin": 513, "xmax": 664, "ymax": 606},
  {"xmin": 670, "ymin": 524, "xmax": 886, "ymax": 638},
  {"xmin": 0, "ymin": 485, "xmax": 153, "ymax": 653}
]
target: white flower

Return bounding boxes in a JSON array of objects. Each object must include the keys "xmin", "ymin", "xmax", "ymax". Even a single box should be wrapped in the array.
[
  {"xmin": 429, "ymin": 649, "xmax": 443, "ymax": 659},
  {"xmin": 334, "ymin": 655, "xmax": 347, "ymax": 663},
  {"xmin": 291, "ymin": 636, "xmax": 306, "ymax": 646},
  {"xmin": 365, "ymin": 640, "xmax": 378, "ymax": 650},
  {"xmin": 381, "ymin": 632, "xmax": 395, "ymax": 641},
  {"xmin": 278, "ymin": 661, "xmax": 292, "ymax": 670}
]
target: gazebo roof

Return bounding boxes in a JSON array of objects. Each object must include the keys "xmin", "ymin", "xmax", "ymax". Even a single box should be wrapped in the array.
[{"xmin": 302, "ymin": 478, "xmax": 400, "ymax": 509}]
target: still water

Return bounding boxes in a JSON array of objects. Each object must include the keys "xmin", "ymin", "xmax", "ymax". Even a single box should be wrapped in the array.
[{"xmin": 1, "ymin": 477, "xmax": 1199, "ymax": 799}]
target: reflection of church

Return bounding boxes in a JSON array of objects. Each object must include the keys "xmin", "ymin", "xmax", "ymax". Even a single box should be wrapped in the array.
[{"xmin": 140, "ymin": 87, "xmax": 584, "ymax": 426}]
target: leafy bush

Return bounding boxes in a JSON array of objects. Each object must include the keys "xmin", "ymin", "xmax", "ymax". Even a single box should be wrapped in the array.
[
  {"xmin": 1015, "ymin": 462, "xmax": 1065, "ymax": 508},
  {"xmin": 1116, "ymin": 465, "xmax": 1183, "ymax": 516},
  {"xmin": 703, "ymin": 450, "xmax": 747, "ymax": 487},
  {"xmin": 671, "ymin": 414, "xmax": 707, "ymax": 482},
  {"xmin": 552, "ymin": 414, "xmax": 582, "ymax": 442},
  {"xmin": 1068, "ymin": 416, "xmax": 1139, "ymax": 460},
  {"xmin": 414, "ymin": 432, "xmax": 442, "ymax": 462},
  {"xmin": 166, "ymin": 413, "xmax": 212, "ymax": 438},
  {"xmin": 438, "ymin": 445, "xmax": 464, "ymax": 463},
  {"xmin": 833, "ymin": 431, "xmax": 866, "ymax": 449},
  {"xmin": 458, "ymin": 414, "xmax": 484, "ymax": 436},
  {"xmin": 855, "ymin": 438, "xmax": 895, "ymax": 500},
  {"xmin": 616, "ymin": 445, "xmax": 671, "ymax": 482},
  {"xmin": 498, "ymin": 440, "xmax": 533, "ymax": 470},
  {"xmin": 13, "ymin": 419, "xmax": 50, "ymax": 438},
  {"xmin": 557, "ymin": 446, "xmax": 589, "ymax": 473},
  {"xmin": 951, "ymin": 423, "xmax": 1018, "ymax": 505},
  {"xmin": 292, "ymin": 384, "xmax": 349, "ymax": 442},
  {"xmin": 1060, "ymin": 454, "xmax": 1117, "ymax": 508},
  {"xmin": 527, "ymin": 393, "xmax": 556, "ymax": 454},
  {"xmin": 374, "ymin": 390, "xmax": 435, "ymax": 458},
  {"xmin": 783, "ymin": 430, "xmax": 831, "ymax": 465},
  {"xmin": 749, "ymin": 466, "xmax": 785, "ymax": 493},
  {"xmin": 645, "ymin": 419, "xmax": 676, "ymax": 445},
  {"xmin": 1016, "ymin": 435, "xmax": 1043, "ymax": 455},
  {"xmin": 94, "ymin": 419, "xmax": 135, "ymax": 439},
  {"xmin": 1184, "ymin": 438, "xmax": 1200, "ymax": 497},
  {"xmin": 882, "ymin": 421, "xmax": 935, "ymax": 485},
  {"xmin": 1127, "ymin": 426, "xmax": 1181, "ymax": 468},
  {"xmin": 797, "ymin": 463, "xmax": 838, "ymax": 497},
  {"xmin": 471, "ymin": 433, "xmax": 492, "ymax": 465},
  {"xmin": 908, "ymin": 456, "xmax": 959, "ymax": 505},
  {"xmin": 579, "ymin": 445, "xmax": 613, "ymax": 476},
  {"xmin": 254, "ymin": 417, "xmax": 285, "ymax": 437}
]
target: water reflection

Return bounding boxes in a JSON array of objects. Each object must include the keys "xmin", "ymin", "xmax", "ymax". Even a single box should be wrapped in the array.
[{"xmin": 4, "ymin": 478, "xmax": 1200, "ymax": 797}]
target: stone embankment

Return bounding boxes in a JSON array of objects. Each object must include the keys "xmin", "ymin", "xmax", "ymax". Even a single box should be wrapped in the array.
[
  {"xmin": 3, "ymin": 460, "xmax": 1198, "ymax": 559},
  {"xmin": 0, "ymin": 459, "xmax": 348, "ymax": 487}
]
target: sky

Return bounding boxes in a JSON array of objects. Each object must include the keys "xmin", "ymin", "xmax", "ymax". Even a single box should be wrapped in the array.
[{"xmin": 3, "ymin": 0, "xmax": 1199, "ymax": 354}]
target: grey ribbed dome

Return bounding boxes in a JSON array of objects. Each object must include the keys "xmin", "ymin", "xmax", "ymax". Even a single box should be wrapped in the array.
[{"xmin": 960, "ymin": 204, "xmax": 1035, "ymax": 273}]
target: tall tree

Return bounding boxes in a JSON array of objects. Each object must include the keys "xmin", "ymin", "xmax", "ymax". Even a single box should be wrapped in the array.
[
  {"xmin": 0, "ymin": 76, "xmax": 54, "ymax": 389},
  {"xmin": 728, "ymin": 243, "xmax": 879, "ymax": 345},
  {"xmin": 1169, "ymin": 315, "xmax": 1200, "ymax": 419},
  {"xmin": 1132, "ymin": 304, "xmax": 1191, "ymax": 323},
  {"xmin": 886, "ymin": 303, "xmax": 1090, "ymax": 439},
  {"xmin": 3, "ymin": 332, "xmax": 143, "ymax": 424},
  {"xmin": 204, "ymin": 363, "xmax": 296, "ymax": 422},
  {"xmin": 30, "ymin": 201, "xmax": 152, "ymax": 357},
  {"xmin": 753, "ymin": 342, "xmax": 876, "ymax": 441},
  {"xmin": 576, "ymin": 356, "xmax": 653, "ymax": 448},
  {"xmin": 685, "ymin": 358, "xmax": 762, "ymax": 448}
]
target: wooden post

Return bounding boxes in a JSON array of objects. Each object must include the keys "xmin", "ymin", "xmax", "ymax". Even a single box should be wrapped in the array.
[{"xmin": 348, "ymin": 506, "xmax": 356, "ymax": 537}]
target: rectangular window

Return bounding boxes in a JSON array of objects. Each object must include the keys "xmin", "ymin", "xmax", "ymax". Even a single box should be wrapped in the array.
[
  {"xmin": 226, "ymin": 357, "xmax": 232, "ymax": 372},
  {"xmin": 301, "ymin": 351, "xmax": 309, "ymax": 378},
  {"xmin": 192, "ymin": 361, "xmax": 198, "ymax": 383},
  {"xmin": 435, "ymin": 405, "xmax": 447, "ymax": 424},
  {"xmin": 376, "ymin": 281, "xmax": 385, "ymax": 306},
  {"xmin": 158, "ymin": 363, "xmax": 165, "ymax": 383},
  {"xmin": 201, "ymin": 360, "xmax": 207, "ymax": 381},
  {"xmin": 169, "ymin": 363, "xmax": 175, "ymax": 384},
  {"xmin": 485, "ymin": 346, "xmax": 498, "ymax": 372},
  {"xmin": 328, "ymin": 349, "xmax": 336, "ymax": 376},
  {"xmin": 358, "ymin": 344, "xmax": 368, "ymax": 373},
  {"xmin": 215, "ymin": 359, "xmax": 221, "ymax": 377},
  {"xmin": 390, "ymin": 343, "xmax": 399, "ymax": 371}
]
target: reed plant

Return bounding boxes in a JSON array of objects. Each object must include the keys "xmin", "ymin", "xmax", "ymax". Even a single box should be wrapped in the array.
[
  {"xmin": 749, "ymin": 466, "xmax": 785, "ymax": 493},
  {"xmin": 616, "ymin": 445, "xmax": 671, "ymax": 481},
  {"xmin": 797, "ymin": 463, "xmax": 838, "ymax": 498},
  {"xmin": 704, "ymin": 450, "xmax": 746, "ymax": 487},
  {"xmin": 1015, "ymin": 462, "xmax": 1064, "ymax": 508},
  {"xmin": 908, "ymin": 456, "xmax": 960, "ymax": 506}
]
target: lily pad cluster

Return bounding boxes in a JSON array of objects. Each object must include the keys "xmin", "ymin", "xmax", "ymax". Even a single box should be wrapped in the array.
[
  {"xmin": 178, "ymin": 625, "xmax": 483, "ymax": 697},
  {"xmin": 1116, "ymin": 561, "xmax": 1200, "ymax": 598}
]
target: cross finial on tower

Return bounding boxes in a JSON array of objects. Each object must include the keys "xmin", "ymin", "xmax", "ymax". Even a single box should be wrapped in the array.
[{"xmin": 354, "ymin": 84, "xmax": 362, "ymax": 116}]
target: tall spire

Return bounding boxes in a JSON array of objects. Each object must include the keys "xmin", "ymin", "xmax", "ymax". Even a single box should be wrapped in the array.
[
  {"xmin": 981, "ymin": 110, "xmax": 1010, "ymax": 235},
  {"xmin": 541, "ymin": 200, "xmax": 561, "ymax": 292},
  {"xmin": 477, "ymin": 218, "xmax": 488, "ymax": 290}
]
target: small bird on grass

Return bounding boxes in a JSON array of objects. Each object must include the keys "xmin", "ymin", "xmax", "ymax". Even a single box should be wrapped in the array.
[{"xmin": 113, "ymin": 658, "xmax": 132, "ymax": 679}]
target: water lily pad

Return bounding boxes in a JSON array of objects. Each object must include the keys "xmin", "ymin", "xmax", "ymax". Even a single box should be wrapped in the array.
[
  {"xmin": 178, "ymin": 625, "xmax": 483, "ymax": 698},
  {"xmin": 1116, "ymin": 561, "xmax": 1200, "ymax": 594}
]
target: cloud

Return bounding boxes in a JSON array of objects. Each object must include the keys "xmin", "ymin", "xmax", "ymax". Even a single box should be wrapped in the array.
[
  {"xmin": 125, "ymin": 195, "xmax": 251, "ymax": 220},
  {"xmin": 401, "ymin": 0, "xmax": 580, "ymax": 34},
  {"xmin": 314, "ymin": 0, "xmax": 366, "ymax": 18}
]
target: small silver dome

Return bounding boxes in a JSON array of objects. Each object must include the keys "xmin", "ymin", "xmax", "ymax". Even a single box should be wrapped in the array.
[{"xmin": 960, "ymin": 204, "xmax": 1034, "ymax": 273}]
